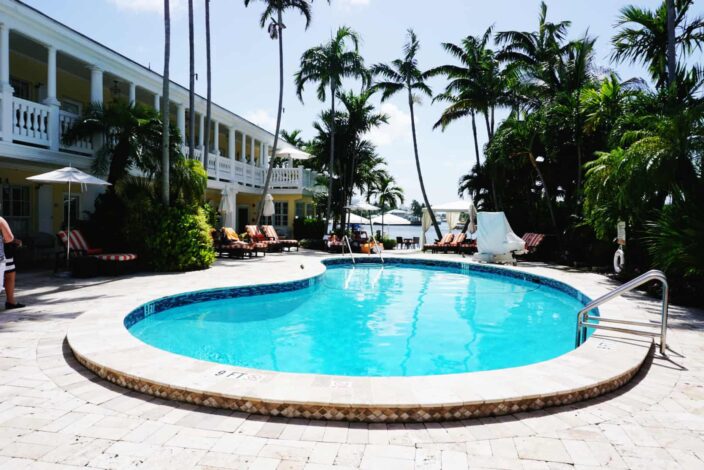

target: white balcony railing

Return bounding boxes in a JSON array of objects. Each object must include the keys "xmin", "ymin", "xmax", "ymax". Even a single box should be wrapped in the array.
[
  {"xmin": 12, "ymin": 97, "xmax": 50, "ymax": 146},
  {"xmin": 59, "ymin": 110, "xmax": 93, "ymax": 154}
]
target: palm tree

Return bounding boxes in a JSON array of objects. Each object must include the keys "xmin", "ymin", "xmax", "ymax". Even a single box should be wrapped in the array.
[
  {"xmin": 496, "ymin": 1, "xmax": 572, "ymax": 100},
  {"xmin": 63, "ymin": 101, "xmax": 169, "ymax": 186},
  {"xmin": 304, "ymin": 89, "xmax": 388, "ymax": 232},
  {"xmin": 294, "ymin": 26, "xmax": 370, "ymax": 229},
  {"xmin": 245, "ymin": 0, "xmax": 320, "ymax": 225},
  {"xmin": 369, "ymin": 174, "xmax": 404, "ymax": 237},
  {"xmin": 371, "ymin": 29, "xmax": 442, "ymax": 240},
  {"xmin": 281, "ymin": 129, "xmax": 306, "ymax": 148},
  {"xmin": 161, "ymin": 0, "xmax": 171, "ymax": 204},
  {"xmin": 203, "ymin": 0, "xmax": 212, "ymax": 160},
  {"xmin": 559, "ymin": 35, "xmax": 596, "ymax": 192},
  {"xmin": 427, "ymin": 27, "xmax": 506, "ymax": 204},
  {"xmin": 187, "ymin": 0, "xmax": 195, "ymax": 159},
  {"xmin": 611, "ymin": 0, "xmax": 704, "ymax": 89}
]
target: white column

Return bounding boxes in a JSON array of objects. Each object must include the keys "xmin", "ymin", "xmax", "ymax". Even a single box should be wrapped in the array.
[
  {"xmin": 153, "ymin": 93, "xmax": 160, "ymax": 111},
  {"xmin": 176, "ymin": 103, "xmax": 186, "ymax": 142},
  {"xmin": 44, "ymin": 46, "xmax": 60, "ymax": 151},
  {"xmin": 228, "ymin": 127, "xmax": 235, "ymax": 159},
  {"xmin": 262, "ymin": 143, "xmax": 269, "ymax": 168},
  {"xmin": 213, "ymin": 121, "xmax": 219, "ymax": 155},
  {"xmin": 241, "ymin": 133, "xmax": 246, "ymax": 163},
  {"xmin": 0, "ymin": 23, "xmax": 14, "ymax": 142},
  {"xmin": 89, "ymin": 66, "xmax": 103, "ymax": 104},
  {"xmin": 198, "ymin": 113, "xmax": 205, "ymax": 149},
  {"xmin": 128, "ymin": 82, "xmax": 136, "ymax": 105},
  {"xmin": 251, "ymin": 137, "xmax": 255, "ymax": 166}
]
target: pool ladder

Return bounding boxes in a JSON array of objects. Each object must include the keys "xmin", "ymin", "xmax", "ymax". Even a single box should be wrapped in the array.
[
  {"xmin": 341, "ymin": 235, "xmax": 355, "ymax": 264},
  {"xmin": 340, "ymin": 235, "xmax": 384, "ymax": 265},
  {"xmin": 575, "ymin": 270, "xmax": 669, "ymax": 355}
]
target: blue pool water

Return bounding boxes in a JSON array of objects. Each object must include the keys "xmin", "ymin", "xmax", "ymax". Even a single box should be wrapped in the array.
[{"xmin": 128, "ymin": 263, "xmax": 588, "ymax": 376}]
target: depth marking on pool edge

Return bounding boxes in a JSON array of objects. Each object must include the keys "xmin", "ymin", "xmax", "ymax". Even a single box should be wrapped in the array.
[{"xmin": 214, "ymin": 370, "xmax": 265, "ymax": 382}]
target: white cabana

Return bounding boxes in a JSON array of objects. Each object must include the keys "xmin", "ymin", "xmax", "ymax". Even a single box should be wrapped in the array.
[
  {"xmin": 421, "ymin": 199, "xmax": 476, "ymax": 247},
  {"xmin": 474, "ymin": 211, "xmax": 526, "ymax": 265},
  {"xmin": 218, "ymin": 186, "xmax": 237, "ymax": 228},
  {"xmin": 27, "ymin": 167, "xmax": 111, "ymax": 267},
  {"xmin": 371, "ymin": 213, "xmax": 411, "ymax": 226}
]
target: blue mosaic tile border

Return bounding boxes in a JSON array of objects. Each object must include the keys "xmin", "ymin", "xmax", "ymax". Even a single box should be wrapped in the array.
[
  {"xmin": 124, "ymin": 275, "xmax": 322, "ymax": 329},
  {"xmin": 124, "ymin": 257, "xmax": 595, "ymax": 330}
]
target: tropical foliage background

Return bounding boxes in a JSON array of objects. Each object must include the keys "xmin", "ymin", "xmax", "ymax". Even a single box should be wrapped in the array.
[{"xmin": 66, "ymin": 0, "xmax": 702, "ymax": 304}]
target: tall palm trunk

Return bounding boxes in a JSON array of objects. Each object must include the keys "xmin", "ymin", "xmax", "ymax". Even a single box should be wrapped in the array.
[
  {"xmin": 666, "ymin": 0, "xmax": 676, "ymax": 86},
  {"xmin": 203, "ymin": 0, "xmax": 212, "ymax": 160},
  {"xmin": 187, "ymin": 0, "xmax": 195, "ymax": 159},
  {"xmin": 408, "ymin": 87, "xmax": 441, "ymax": 240},
  {"xmin": 528, "ymin": 153, "xmax": 557, "ymax": 233},
  {"xmin": 161, "ymin": 0, "xmax": 171, "ymax": 205},
  {"xmin": 325, "ymin": 83, "xmax": 336, "ymax": 231},
  {"xmin": 470, "ymin": 110, "xmax": 480, "ymax": 169},
  {"xmin": 256, "ymin": 8, "xmax": 285, "ymax": 225}
]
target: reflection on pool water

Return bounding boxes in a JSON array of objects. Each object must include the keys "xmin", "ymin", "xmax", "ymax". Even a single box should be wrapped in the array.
[{"xmin": 128, "ymin": 263, "xmax": 588, "ymax": 377}]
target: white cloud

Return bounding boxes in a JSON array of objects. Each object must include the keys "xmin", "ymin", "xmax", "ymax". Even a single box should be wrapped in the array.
[
  {"xmin": 244, "ymin": 109, "xmax": 277, "ymax": 132},
  {"xmin": 107, "ymin": 0, "xmax": 186, "ymax": 14},
  {"xmin": 367, "ymin": 102, "xmax": 411, "ymax": 147}
]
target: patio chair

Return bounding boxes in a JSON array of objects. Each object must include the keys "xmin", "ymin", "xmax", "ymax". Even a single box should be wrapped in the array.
[
  {"xmin": 262, "ymin": 225, "xmax": 299, "ymax": 252},
  {"xmin": 412, "ymin": 237, "xmax": 420, "ymax": 249},
  {"xmin": 56, "ymin": 229, "xmax": 138, "ymax": 275},
  {"xmin": 245, "ymin": 225, "xmax": 282, "ymax": 253},
  {"xmin": 447, "ymin": 232, "xmax": 468, "ymax": 253},
  {"xmin": 521, "ymin": 233, "xmax": 546, "ymax": 254},
  {"xmin": 215, "ymin": 228, "xmax": 257, "ymax": 259},
  {"xmin": 396, "ymin": 236, "xmax": 404, "ymax": 249},
  {"xmin": 326, "ymin": 234, "xmax": 344, "ymax": 253},
  {"xmin": 423, "ymin": 233, "xmax": 455, "ymax": 253}
]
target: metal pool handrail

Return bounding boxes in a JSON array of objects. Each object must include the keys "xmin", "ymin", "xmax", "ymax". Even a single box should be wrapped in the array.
[
  {"xmin": 575, "ymin": 270, "xmax": 669, "ymax": 355},
  {"xmin": 341, "ymin": 235, "xmax": 355, "ymax": 264}
]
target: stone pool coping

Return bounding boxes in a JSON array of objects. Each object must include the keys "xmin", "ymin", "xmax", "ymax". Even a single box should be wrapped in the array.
[{"xmin": 67, "ymin": 255, "xmax": 654, "ymax": 422}]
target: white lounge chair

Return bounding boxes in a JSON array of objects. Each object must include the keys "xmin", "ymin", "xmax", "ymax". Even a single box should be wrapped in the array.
[{"xmin": 473, "ymin": 212, "xmax": 527, "ymax": 265}]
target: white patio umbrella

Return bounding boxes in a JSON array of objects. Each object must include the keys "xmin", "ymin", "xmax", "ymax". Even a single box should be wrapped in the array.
[
  {"xmin": 27, "ymin": 167, "xmax": 111, "ymax": 267},
  {"xmin": 371, "ymin": 213, "xmax": 411, "ymax": 225},
  {"xmin": 218, "ymin": 186, "xmax": 237, "ymax": 228},
  {"xmin": 262, "ymin": 193, "xmax": 275, "ymax": 218},
  {"xmin": 275, "ymin": 147, "xmax": 311, "ymax": 160}
]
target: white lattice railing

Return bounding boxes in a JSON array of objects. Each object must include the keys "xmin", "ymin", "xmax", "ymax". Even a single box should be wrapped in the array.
[
  {"xmin": 59, "ymin": 110, "xmax": 92, "ymax": 154},
  {"xmin": 217, "ymin": 156, "xmax": 231, "ymax": 182},
  {"xmin": 270, "ymin": 167, "xmax": 301, "ymax": 189},
  {"xmin": 12, "ymin": 97, "xmax": 50, "ymax": 146}
]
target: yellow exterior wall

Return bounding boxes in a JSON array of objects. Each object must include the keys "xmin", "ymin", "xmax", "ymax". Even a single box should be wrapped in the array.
[
  {"xmin": 0, "ymin": 164, "xmax": 87, "ymax": 235},
  {"xmin": 204, "ymin": 189, "xmax": 314, "ymax": 234}
]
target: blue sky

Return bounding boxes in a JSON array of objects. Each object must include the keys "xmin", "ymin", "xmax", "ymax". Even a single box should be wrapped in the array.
[{"xmin": 24, "ymin": 0, "xmax": 665, "ymax": 204}]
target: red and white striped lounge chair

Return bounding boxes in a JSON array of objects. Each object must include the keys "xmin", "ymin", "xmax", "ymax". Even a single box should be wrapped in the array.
[
  {"xmin": 521, "ymin": 233, "xmax": 546, "ymax": 254},
  {"xmin": 245, "ymin": 225, "xmax": 281, "ymax": 253},
  {"xmin": 261, "ymin": 225, "xmax": 299, "ymax": 252}
]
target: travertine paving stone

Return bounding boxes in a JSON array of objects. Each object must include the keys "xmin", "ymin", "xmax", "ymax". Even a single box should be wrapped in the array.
[{"xmin": 0, "ymin": 251, "xmax": 702, "ymax": 469}]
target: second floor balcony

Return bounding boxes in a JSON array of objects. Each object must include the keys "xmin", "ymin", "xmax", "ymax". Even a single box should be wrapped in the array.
[{"xmin": 0, "ymin": 16, "xmax": 316, "ymax": 194}]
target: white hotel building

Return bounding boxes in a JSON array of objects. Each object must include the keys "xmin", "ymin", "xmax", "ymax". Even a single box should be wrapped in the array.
[{"xmin": 0, "ymin": 0, "xmax": 317, "ymax": 240}]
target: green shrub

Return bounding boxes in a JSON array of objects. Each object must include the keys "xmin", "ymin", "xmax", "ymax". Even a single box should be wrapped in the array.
[
  {"xmin": 145, "ymin": 206, "xmax": 215, "ymax": 272},
  {"xmin": 381, "ymin": 238, "xmax": 397, "ymax": 250},
  {"xmin": 293, "ymin": 217, "xmax": 326, "ymax": 240}
]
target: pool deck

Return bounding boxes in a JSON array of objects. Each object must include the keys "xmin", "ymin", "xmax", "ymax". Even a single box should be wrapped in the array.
[
  {"xmin": 69, "ymin": 254, "xmax": 653, "ymax": 423},
  {"xmin": 0, "ymin": 250, "xmax": 703, "ymax": 468}
]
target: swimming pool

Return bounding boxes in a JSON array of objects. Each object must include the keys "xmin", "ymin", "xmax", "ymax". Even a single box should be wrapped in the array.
[{"xmin": 126, "ymin": 259, "xmax": 592, "ymax": 377}]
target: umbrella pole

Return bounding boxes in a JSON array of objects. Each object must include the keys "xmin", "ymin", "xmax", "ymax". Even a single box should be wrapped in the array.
[{"xmin": 66, "ymin": 180, "xmax": 71, "ymax": 269}]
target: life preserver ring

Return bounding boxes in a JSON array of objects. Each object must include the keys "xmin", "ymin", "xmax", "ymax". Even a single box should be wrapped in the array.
[{"xmin": 613, "ymin": 247, "xmax": 625, "ymax": 274}]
